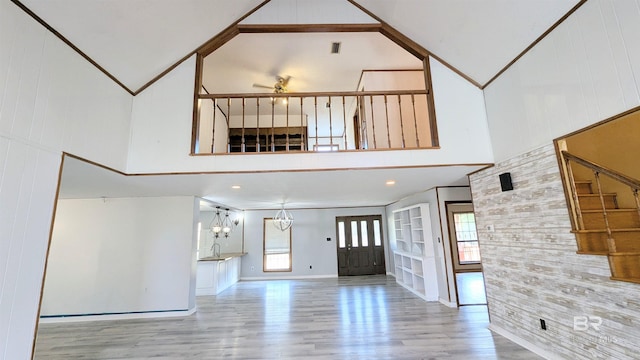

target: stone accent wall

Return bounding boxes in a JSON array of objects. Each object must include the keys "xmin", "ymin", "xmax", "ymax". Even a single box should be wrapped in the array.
[{"xmin": 470, "ymin": 143, "xmax": 640, "ymax": 359}]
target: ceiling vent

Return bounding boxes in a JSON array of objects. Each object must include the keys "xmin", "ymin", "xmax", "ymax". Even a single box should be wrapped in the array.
[{"xmin": 331, "ymin": 42, "xmax": 341, "ymax": 54}]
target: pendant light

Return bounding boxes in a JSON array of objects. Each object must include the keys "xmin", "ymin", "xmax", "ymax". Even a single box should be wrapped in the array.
[{"xmin": 274, "ymin": 204, "xmax": 293, "ymax": 231}]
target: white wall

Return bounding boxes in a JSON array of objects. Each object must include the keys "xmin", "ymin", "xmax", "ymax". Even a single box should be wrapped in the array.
[
  {"xmin": 484, "ymin": 0, "xmax": 640, "ymax": 162},
  {"xmin": 0, "ymin": 2, "xmax": 133, "ymax": 358},
  {"xmin": 386, "ymin": 187, "xmax": 472, "ymax": 306},
  {"xmin": 240, "ymin": 207, "xmax": 387, "ymax": 279},
  {"xmin": 41, "ymin": 196, "xmax": 198, "ymax": 316}
]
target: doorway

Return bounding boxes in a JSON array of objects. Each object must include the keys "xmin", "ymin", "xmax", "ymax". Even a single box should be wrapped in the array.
[
  {"xmin": 446, "ymin": 203, "xmax": 487, "ymax": 306},
  {"xmin": 336, "ymin": 215, "xmax": 385, "ymax": 276}
]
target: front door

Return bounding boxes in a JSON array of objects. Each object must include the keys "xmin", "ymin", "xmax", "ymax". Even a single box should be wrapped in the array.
[{"xmin": 336, "ymin": 215, "xmax": 385, "ymax": 276}]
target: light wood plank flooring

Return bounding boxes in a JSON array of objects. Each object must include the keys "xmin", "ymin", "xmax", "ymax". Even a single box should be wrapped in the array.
[{"xmin": 34, "ymin": 275, "xmax": 539, "ymax": 359}]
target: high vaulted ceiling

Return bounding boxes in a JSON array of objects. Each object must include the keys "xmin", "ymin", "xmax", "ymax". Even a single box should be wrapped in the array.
[
  {"xmin": 19, "ymin": 0, "xmax": 581, "ymax": 92},
  {"xmin": 13, "ymin": 0, "xmax": 582, "ymax": 209}
]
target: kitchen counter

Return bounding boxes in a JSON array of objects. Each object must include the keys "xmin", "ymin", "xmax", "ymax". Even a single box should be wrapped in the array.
[{"xmin": 198, "ymin": 252, "xmax": 247, "ymax": 261}]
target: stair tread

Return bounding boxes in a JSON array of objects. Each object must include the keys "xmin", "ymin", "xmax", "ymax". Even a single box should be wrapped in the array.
[
  {"xmin": 608, "ymin": 251, "xmax": 640, "ymax": 256},
  {"xmin": 581, "ymin": 208, "xmax": 639, "ymax": 213},
  {"xmin": 574, "ymin": 180, "xmax": 592, "ymax": 184},
  {"xmin": 610, "ymin": 277, "xmax": 640, "ymax": 284},
  {"xmin": 578, "ymin": 193, "xmax": 617, "ymax": 197},
  {"xmin": 573, "ymin": 228, "xmax": 640, "ymax": 233}
]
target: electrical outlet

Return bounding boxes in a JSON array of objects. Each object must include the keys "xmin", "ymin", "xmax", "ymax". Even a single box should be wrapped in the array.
[
  {"xmin": 486, "ymin": 224, "xmax": 495, "ymax": 232},
  {"xmin": 309, "ymin": 265, "xmax": 313, "ymax": 269},
  {"xmin": 251, "ymin": 265, "xmax": 255, "ymax": 272},
  {"xmin": 540, "ymin": 319, "xmax": 547, "ymax": 330}
]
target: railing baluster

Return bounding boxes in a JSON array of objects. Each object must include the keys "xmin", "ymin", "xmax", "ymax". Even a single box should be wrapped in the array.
[
  {"xmin": 314, "ymin": 96, "xmax": 318, "ymax": 151},
  {"xmin": 271, "ymin": 98, "xmax": 275, "ymax": 152},
  {"xmin": 565, "ymin": 158, "xmax": 585, "ymax": 230},
  {"xmin": 384, "ymin": 95, "xmax": 391, "ymax": 148},
  {"xmin": 328, "ymin": 97, "xmax": 333, "ymax": 148},
  {"xmin": 256, "ymin": 98, "xmax": 260, "ymax": 152},
  {"xmin": 398, "ymin": 95, "xmax": 406, "ymax": 148},
  {"xmin": 342, "ymin": 96, "xmax": 347, "ymax": 150},
  {"xmin": 594, "ymin": 171, "xmax": 616, "ymax": 253},
  {"xmin": 211, "ymin": 99, "xmax": 216, "ymax": 153},
  {"xmin": 241, "ymin": 98, "xmax": 246, "ymax": 153},
  {"xmin": 411, "ymin": 94, "xmax": 419, "ymax": 147},
  {"xmin": 226, "ymin": 98, "xmax": 231, "ymax": 153},
  {"xmin": 286, "ymin": 97, "xmax": 290, "ymax": 151},
  {"xmin": 370, "ymin": 95, "xmax": 377, "ymax": 149},
  {"xmin": 300, "ymin": 97, "xmax": 304, "ymax": 151}
]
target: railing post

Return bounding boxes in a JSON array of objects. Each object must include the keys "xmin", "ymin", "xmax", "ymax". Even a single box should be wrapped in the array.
[
  {"xmin": 564, "ymin": 157, "xmax": 585, "ymax": 230},
  {"xmin": 594, "ymin": 171, "xmax": 616, "ymax": 253}
]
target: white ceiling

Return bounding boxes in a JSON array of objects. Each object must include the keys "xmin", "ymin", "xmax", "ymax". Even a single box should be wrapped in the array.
[
  {"xmin": 60, "ymin": 156, "xmax": 486, "ymax": 210},
  {"xmin": 15, "ymin": 0, "xmax": 580, "ymax": 210}
]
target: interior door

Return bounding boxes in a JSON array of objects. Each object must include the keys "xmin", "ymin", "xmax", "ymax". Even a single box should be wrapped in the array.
[{"xmin": 336, "ymin": 215, "xmax": 385, "ymax": 276}]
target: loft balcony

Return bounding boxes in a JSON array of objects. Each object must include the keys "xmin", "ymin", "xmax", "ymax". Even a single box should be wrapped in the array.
[{"xmin": 192, "ymin": 89, "xmax": 437, "ymax": 155}]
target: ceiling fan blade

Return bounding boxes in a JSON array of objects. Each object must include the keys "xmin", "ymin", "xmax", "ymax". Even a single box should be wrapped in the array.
[
  {"xmin": 277, "ymin": 75, "xmax": 291, "ymax": 87},
  {"xmin": 252, "ymin": 83, "xmax": 274, "ymax": 90}
]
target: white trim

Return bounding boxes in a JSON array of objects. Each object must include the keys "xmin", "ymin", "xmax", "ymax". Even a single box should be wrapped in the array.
[
  {"xmin": 488, "ymin": 324, "xmax": 562, "ymax": 360},
  {"xmin": 240, "ymin": 274, "xmax": 338, "ymax": 281},
  {"xmin": 439, "ymin": 298, "xmax": 457, "ymax": 308},
  {"xmin": 39, "ymin": 308, "xmax": 197, "ymax": 324}
]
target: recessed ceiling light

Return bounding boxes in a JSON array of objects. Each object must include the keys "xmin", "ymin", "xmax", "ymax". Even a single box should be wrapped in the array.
[
  {"xmin": 231, "ymin": 185, "xmax": 241, "ymax": 189},
  {"xmin": 386, "ymin": 180, "xmax": 396, "ymax": 186}
]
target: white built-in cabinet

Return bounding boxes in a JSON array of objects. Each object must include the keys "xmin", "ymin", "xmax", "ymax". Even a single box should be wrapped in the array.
[{"xmin": 392, "ymin": 204, "xmax": 438, "ymax": 301}]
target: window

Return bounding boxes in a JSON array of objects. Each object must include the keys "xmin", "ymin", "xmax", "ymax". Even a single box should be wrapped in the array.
[
  {"xmin": 453, "ymin": 212, "xmax": 481, "ymax": 264},
  {"xmin": 263, "ymin": 218, "xmax": 292, "ymax": 272}
]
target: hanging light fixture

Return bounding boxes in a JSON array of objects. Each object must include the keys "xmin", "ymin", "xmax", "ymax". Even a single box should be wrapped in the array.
[
  {"xmin": 273, "ymin": 204, "xmax": 294, "ymax": 231},
  {"xmin": 221, "ymin": 209, "xmax": 234, "ymax": 237},
  {"xmin": 210, "ymin": 207, "xmax": 223, "ymax": 238}
]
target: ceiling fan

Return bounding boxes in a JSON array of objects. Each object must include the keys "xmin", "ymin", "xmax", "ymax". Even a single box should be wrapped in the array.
[{"xmin": 253, "ymin": 75, "xmax": 291, "ymax": 94}]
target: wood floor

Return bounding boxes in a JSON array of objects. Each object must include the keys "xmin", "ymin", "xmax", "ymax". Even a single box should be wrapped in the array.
[{"xmin": 34, "ymin": 275, "xmax": 539, "ymax": 359}]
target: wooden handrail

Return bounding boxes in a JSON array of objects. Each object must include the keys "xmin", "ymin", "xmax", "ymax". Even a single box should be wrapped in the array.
[
  {"xmin": 198, "ymin": 89, "xmax": 429, "ymax": 100},
  {"xmin": 562, "ymin": 151, "xmax": 640, "ymax": 190}
]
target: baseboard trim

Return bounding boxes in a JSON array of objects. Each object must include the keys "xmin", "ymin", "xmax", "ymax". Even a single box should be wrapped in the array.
[
  {"xmin": 39, "ymin": 308, "xmax": 196, "ymax": 323},
  {"xmin": 439, "ymin": 298, "xmax": 457, "ymax": 308},
  {"xmin": 488, "ymin": 324, "xmax": 561, "ymax": 360},
  {"xmin": 240, "ymin": 274, "xmax": 338, "ymax": 281}
]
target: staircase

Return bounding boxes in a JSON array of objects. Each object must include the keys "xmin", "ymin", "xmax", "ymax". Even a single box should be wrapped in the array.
[{"xmin": 564, "ymin": 160, "xmax": 640, "ymax": 284}]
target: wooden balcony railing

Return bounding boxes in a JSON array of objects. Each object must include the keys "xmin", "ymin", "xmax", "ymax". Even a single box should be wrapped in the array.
[{"xmin": 193, "ymin": 90, "xmax": 436, "ymax": 154}]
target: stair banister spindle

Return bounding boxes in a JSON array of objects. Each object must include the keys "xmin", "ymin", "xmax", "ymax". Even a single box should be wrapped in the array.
[
  {"xmin": 300, "ymin": 97, "xmax": 304, "ymax": 150},
  {"xmin": 271, "ymin": 98, "xmax": 275, "ymax": 152},
  {"xmin": 565, "ymin": 157, "xmax": 585, "ymax": 230},
  {"xmin": 286, "ymin": 98, "xmax": 290, "ymax": 151},
  {"xmin": 594, "ymin": 171, "xmax": 616, "ymax": 253},
  {"xmin": 314, "ymin": 96, "xmax": 318, "ymax": 151}
]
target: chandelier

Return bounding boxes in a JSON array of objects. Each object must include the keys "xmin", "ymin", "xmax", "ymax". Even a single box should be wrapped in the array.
[
  {"xmin": 273, "ymin": 204, "xmax": 293, "ymax": 231},
  {"xmin": 210, "ymin": 207, "xmax": 240, "ymax": 238}
]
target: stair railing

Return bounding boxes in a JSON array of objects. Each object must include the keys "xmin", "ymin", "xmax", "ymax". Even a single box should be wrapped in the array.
[{"xmin": 561, "ymin": 150, "xmax": 640, "ymax": 253}]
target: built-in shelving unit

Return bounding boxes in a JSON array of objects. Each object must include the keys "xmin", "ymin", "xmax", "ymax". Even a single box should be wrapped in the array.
[{"xmin": 392, "ymin": 204, "xmax": 438, "ymax": 301}]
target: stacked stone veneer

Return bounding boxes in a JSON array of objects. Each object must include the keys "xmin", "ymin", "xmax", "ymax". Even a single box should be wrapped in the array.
[{"xmin": 470, "ymin": 143, "xmax": 640, "ymax": 359}]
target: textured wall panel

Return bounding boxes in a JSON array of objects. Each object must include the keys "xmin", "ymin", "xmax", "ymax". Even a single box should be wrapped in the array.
[{"xmin": 470, "ymin": 143, "xmax": 640, "ymax": 359}]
